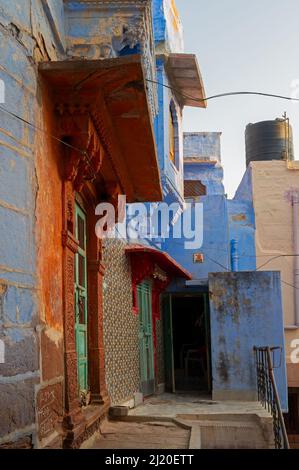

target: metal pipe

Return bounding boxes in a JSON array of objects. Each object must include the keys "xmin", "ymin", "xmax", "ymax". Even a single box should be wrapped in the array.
[{"xmin": 292, "ymin": 193, "xmax": 299, "ymax": 326}]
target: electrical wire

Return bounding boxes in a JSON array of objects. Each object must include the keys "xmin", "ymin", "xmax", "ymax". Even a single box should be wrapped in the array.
[
  {"xmin": 70, "ymin": 67, "xmax": 299, "ymax": 105},
  {"xmin": 115, "ymin": 228, "xmax": 299, "ymax": 291},
  {"xmin": 145, "ymin": 79, "xmax": 299, "ymax": 105},
  {"xmin": 0, "ymin": 104, "xmax": 98, "ymax": 181},
  {"xmin": 256, "ymin": 254, "xmax": 299, "ymax": 270}
]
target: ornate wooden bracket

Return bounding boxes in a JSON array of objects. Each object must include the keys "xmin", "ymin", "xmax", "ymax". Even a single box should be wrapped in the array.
[{"xmin": 56, "ymin": 104, "xmax": 103, "ymax": 192}]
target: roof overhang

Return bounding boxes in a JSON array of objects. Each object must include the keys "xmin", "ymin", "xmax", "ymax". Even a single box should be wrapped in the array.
[
  {"xmin": 184, "ymin": 158, "xmax": 218, "ymax": 165},
  {"xmin": 39, "ymin": 55, "xmax": 162, "ymax": 202},
  {"xmin": 126, "ymin": 244, "xmax": 192, "ymax": 280},
  {"xmin": 158, "ymin": 53, "xmax": 207, "ymax": 108}
]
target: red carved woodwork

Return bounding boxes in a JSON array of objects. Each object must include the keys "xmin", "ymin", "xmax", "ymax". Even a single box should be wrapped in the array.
[
  {"xmin": 58, "ymin": 105, "xmax": 109, "ymax": 447},
  {"xmin": 38, "ymin": 56, "xmax": 165, "ymax": 446}
]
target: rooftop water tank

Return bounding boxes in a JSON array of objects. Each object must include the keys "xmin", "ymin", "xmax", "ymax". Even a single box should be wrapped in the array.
[{"xmin": 245, "ymin": 119, "xmax": 294, "ymax": 167}]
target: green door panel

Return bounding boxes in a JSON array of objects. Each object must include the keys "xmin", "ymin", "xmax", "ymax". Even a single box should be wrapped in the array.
[
  {"xmin": 137, "ymin": 280, "xmax": 155, "ymax": 396},
  {"xmin": 75, "ymin": 202, "xmax": 88, "ymax": 394}
]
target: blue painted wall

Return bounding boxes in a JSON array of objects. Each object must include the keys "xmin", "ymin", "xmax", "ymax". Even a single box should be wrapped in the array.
[
  {"xmin": 184, "ymin": 132, "xmax": 222, "ymax": 162},
  {"xmin": 127, "ymin": 1, "xmax": 186, "ymax": 247},
  {"xmin": 227, "ymin": 200, "xmax": 256, "ymax": 271},
  {"xmin": 152, "ymin": 0, "xmax": 166, "ymax": 45},
  {"xmin": 163, "ymin": 132, "xmax": 256, "ymax": 287},
  {"xmin": 184, "ymin": 162, "xmax": 225, "ymax": 196},
  {"xmin": 152, "ymin": 0, "xmax": 184, "ymax": 53},
  {"xmin": 209, "ymin": 271, "xmax": 288, "ymax": 411},
  {"xmin": 153, "ymin": 59, "xmax": 184, "ymax": 205},
  {"xmin": 0, "ymin": 0, "xmax": 66, "ymax": 446},
  {"xmin": 164, "ymin": 195, "xmax": 230, "ymax": 288}
]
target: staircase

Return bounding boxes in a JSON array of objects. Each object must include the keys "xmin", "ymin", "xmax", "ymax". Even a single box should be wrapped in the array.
[
  {"xmin": 86, "ymin": 419, "xmax": 191, "ymax": 449},
  {"xmin": 179, "ymin": 413, "xmax": 274, "ymax": 449}
]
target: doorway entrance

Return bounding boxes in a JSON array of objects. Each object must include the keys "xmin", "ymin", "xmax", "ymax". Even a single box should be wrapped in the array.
[
  {"xmin": 74, "ymin": 202, "xmax": 88, "ymax": 395},
  {"xmin": 137, "ymin": 280, "xmax": 155, "ymax": 396},
  {"xmin": 163, "ymin": 294, "xmax": 211, "ymax": 394}
]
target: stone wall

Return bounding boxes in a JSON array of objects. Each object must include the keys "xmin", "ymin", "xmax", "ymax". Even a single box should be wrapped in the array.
[
  {"xmin": 102, "ymin": 239, "xmax": 140, "ymax": 404},
  {"xmin": 0, "ymin": 0, "xmax": 65, "ymax": 448}
]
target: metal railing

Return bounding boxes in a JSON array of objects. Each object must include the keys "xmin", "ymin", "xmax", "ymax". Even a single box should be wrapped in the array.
[{"xmin": 253, "ymin": 346, "xmax": 290, "ymax": 449}]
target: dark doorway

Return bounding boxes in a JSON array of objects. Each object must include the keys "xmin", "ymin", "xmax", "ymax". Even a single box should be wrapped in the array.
[{"xmin": 171, "ymin": 295, "xmax": 211, "ymax": 393}]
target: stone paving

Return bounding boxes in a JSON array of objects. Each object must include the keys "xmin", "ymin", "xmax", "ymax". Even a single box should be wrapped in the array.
[
  {"xmin": 85, "ymin": 393, "xmax": 274, "ymax": 449},
  {"xmin": 129, "ymin": 393, "xmax": 272, "ymax": 419}
]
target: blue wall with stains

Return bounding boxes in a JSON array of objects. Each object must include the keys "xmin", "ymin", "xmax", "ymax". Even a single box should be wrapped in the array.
[
  {"xmin": 0, "ymin": 0, "xmax": 66, "ymax": 445},
  {"xmin": 209, "ymin": 271, "xmax": 288, "ymax": 410},
  {"xmin": 163, "ymin": 132, "xmax": 256, "ymax": 289}
]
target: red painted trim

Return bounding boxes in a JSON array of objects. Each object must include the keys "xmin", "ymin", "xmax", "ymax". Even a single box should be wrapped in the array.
[{"xmin": 126, "ymin": 244, "xmax": 192, "ymax": 280}]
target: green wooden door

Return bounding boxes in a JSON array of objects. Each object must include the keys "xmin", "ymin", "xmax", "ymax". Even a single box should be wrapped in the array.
[
  {"xmin": 137, "ymin": 280, "xmax": 155, "ymax": 396},
  {"xmin": 75, "ymin": 202, "xmax": 88, "ymax": 394},
  {"xmin": 162, "ymin": 294, "xmax": 175, "ymax": 393}
]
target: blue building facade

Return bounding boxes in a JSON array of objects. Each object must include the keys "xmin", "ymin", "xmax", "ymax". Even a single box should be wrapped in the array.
[
  {"xmin": 164, "ymin": 132, "xmax": 256, "ymax": 286},
  {"xmin": 161, "ymin": 131, "xmax": 287, "ymax": 410},
  {"xmin": 0, "ymin": 0, "xmax": 289, "ymax": 449}
]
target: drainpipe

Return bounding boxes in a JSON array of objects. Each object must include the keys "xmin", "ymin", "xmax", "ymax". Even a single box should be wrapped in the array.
[
  {"xmin": 292, "ymin": 192, "xmax": 299, "ymax": 326},
  {"xmin": 230, "ymin": 239, "xmax": 239, "ymax": 272}
]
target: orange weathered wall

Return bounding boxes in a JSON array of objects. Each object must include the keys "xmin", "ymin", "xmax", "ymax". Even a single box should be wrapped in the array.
[{"xmin": 35, "ymin": 83, "xmax": 64, "ymax": 446}]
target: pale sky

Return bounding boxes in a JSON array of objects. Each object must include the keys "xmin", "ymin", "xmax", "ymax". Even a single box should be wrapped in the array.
[{"xmin": 176, "ymin": 0, "xmax": 299, "ymax": 197}]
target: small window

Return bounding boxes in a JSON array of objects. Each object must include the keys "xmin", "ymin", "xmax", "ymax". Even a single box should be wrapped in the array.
[{"xmin": 184, "ymin": 180, "xmax": 206, "ymax": 200}]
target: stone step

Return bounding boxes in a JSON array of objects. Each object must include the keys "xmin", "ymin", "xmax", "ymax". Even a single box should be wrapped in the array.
[{"xmin": 90, "ymin": 419, "xmax": 191, "ymax": 449}]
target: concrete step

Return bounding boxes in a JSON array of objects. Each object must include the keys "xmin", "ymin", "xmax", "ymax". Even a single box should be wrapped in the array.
[
  {"xmin": 89, "ymin": 419, "xmax": 191, "ymax": 449},
  {"xmin": 181, "ymin": 414, "xmax": 274, "ymax": 449}
]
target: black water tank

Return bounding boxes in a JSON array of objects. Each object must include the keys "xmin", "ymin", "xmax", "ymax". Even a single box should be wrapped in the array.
[{"xmin": 245, "ymin": 119, "xmax": 294, "ymax": 167}]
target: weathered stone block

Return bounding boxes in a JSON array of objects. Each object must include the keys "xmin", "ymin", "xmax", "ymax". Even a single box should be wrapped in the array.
[
  {"xmin": 0, "ymin": 435, "xmax": 33, "ymax": 449},
  {"xmin": 109, "ymin": 406, "xmax": 129, "ymax": 418},
  {"xmin": 0, "ymin": 328, "xmax": 39, "ymax": 377},
  {"xmin": 0, "ymin": 207, "xmax": 33, "ymax": 273},
  {"xmin": 2, "ymin": 286, "xmax": 36, "ymax": 324},
  {"xmin": 0, "ymin": 150, "xmax": 29, "ymax": 211},
  {"xmin": 41, "ymin": 328, "xmax": 63, "ymax": 381},
  {"xmin": 36, "ymin": 382, "xmax": 63, "ymax": 440},
  {"xmin": 0, "ymin": 377, "xmax": 37, "ymax": 438}
]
